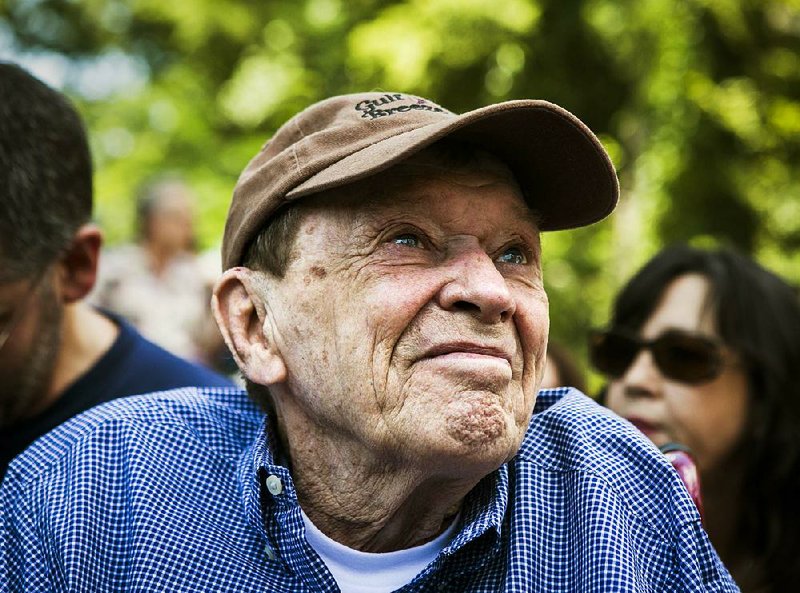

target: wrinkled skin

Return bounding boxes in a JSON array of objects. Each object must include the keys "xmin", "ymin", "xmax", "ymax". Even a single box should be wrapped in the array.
[
  {"xmin": 217, "ymin": 160, "xmax": 550, "ymax": 551},
  {"xmin": 268, "ymin": 170, "xmax": 547, "ymax": 474}
]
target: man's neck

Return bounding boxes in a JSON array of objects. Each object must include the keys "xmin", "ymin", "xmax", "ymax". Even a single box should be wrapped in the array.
[
  {"xmin": 277, "ymin": 414, "xmax": 484, "ymax": 553},
  {"xmin": 37, "ymin": 303, "xmax": 119, "ymax": 414}
]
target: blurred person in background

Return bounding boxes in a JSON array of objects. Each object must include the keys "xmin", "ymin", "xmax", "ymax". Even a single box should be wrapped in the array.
[
  {"xmin": 0, "ymin": 62, "xmax": 233, "ymax": 480},
  {"xmin": 591, "ymin": 244, "xmax": 800, "ymax": 592},
  {"xmin": 92, "ymin": 177, "xmax": 218, "ymax": 362},
  {"xmin": 540, "ymin": 340, "xmax": 587, "ymax": 392}
]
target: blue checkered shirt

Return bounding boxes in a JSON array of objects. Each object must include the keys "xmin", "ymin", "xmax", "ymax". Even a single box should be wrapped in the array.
[{"xmin": 1, "ymin": 387, "xmax": 737, "ymax": 592}]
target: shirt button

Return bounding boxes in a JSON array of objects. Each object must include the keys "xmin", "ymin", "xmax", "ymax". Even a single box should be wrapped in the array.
[
  {"xmin": 264, "ymin": 544, "xmax": 277, "ymax": 561},
  {"xmin": 266, "ymin": 474, "xmax": 283, "ymax": 496}
]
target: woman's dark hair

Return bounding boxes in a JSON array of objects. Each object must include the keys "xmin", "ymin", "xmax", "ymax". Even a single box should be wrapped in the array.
[{"xmin": 609, "ymin": 244, "xmax": 800, "ymax": 588}]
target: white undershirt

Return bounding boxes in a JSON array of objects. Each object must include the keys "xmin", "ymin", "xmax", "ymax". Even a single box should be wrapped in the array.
[{"xmin": 301, "ymin": 510, "xmax": 460, "ymax": 593}]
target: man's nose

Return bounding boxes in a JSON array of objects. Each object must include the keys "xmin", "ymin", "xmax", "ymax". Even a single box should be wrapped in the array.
[{"xmin": 437, "ymin": 248, "xmax": 516, "ymax": 324}]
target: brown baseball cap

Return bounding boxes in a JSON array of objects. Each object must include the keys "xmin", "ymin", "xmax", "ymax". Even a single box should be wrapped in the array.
[{"xmin": 222, "ymin": 91, "xmax": 618, "ymax": 269}]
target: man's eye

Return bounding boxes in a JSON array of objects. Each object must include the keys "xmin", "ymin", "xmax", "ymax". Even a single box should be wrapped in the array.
[
  {"xmin": 391, "ymin": 233, "xmax": 423, "ymax": 249},
  {"xmin": 496, "ymin": 247, "xmax": 527, "ymax": 265}
]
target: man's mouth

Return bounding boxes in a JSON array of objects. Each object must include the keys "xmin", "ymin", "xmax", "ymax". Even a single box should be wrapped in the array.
[{"xmin": 422, "ymin": 342, "xmax": 513, "ymax": 366}]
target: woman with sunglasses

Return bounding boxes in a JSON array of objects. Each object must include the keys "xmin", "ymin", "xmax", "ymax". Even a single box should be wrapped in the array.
[{"xmin": 590, "ymin": 244, "xmax": 800, "ymax": 593}]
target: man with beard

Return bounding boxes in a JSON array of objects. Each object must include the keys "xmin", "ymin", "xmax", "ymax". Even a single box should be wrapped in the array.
[
  {"xmin": 0, "ymin": 62, "xmax": 232, "ymax": 479},
  {"xmin": 1, "ymin": 91, "xmax": 737, "ymax": 591}
]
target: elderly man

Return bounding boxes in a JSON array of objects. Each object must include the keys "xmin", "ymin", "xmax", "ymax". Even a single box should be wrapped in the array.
[{"xmin": 0, "ymin": 92, "xmax": 737, "ymax": 591}]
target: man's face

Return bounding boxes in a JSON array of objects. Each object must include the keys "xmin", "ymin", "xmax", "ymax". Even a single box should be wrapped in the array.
[
  {"xmin": 262, "ymin": 162, "xmax": 549, "ymax": 475},
  {"xmin": 0, "ymin": 269, "xmax": 62, "ymax": 425}
]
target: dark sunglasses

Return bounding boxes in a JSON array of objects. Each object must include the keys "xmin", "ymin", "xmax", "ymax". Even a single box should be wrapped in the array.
[{"xmin": 588, "ymin": 328, "xmax": 726, "ymax": 385}]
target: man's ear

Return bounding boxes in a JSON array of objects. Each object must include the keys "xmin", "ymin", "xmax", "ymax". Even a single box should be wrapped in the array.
[
  {"xmin": 212, "ymin": 268, "xmax": 287, "ymax": 386},
  {"xmin": 57, "ymin": 224, "xmax": 103, "ymax": 304}
]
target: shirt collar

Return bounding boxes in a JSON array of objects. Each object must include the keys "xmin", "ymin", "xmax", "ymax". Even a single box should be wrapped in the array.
[
  {"xmin": 533, "ymin": 386, "xmax": 570, "ymax": 414},
  {"xmin": 237, "ymin": 416, "xmax": 298, "ymax": 532}
]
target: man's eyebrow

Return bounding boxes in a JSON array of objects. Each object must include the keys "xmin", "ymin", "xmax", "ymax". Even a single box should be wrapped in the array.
[
  {"xmin": 498, "ymin": 192, "xmax": 542, "ymax": 232},
  {"xmin": 514, "ymin": 204, "xmax": 543, "ymax": 231}
]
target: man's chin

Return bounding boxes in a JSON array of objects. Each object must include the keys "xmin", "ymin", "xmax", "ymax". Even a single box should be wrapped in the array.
[
  {"xmin": 432, "ymin": 432, "xmax": 521, "ymax": 480},
  {"xmin": 440, "ymin": 399, "xmax": 522, "ymax": 462}
]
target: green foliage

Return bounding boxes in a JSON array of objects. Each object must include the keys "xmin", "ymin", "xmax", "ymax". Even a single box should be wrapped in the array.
[{"xmin": 3, "ymin": 0, "xmax": 798, "ymax": 389}]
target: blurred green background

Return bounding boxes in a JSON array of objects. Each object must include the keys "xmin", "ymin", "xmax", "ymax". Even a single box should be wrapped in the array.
[{"xmin": 2, "ymin": 0, "xmax": 798, "ymax": 391}]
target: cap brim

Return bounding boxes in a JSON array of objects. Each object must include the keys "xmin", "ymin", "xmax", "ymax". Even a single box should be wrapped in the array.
[{"xmin": 286, "ymin": 100, "xmax": 618, "ymax": 231}]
